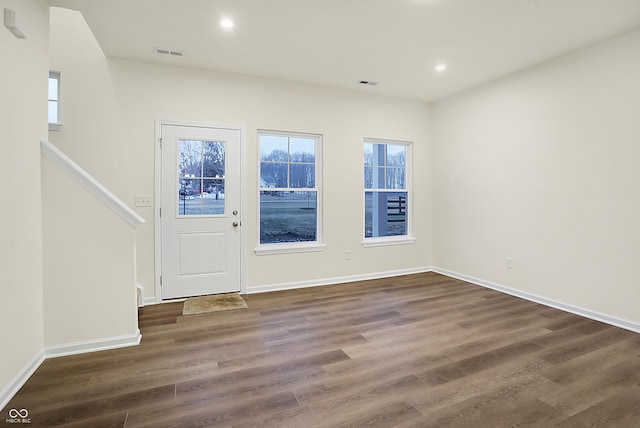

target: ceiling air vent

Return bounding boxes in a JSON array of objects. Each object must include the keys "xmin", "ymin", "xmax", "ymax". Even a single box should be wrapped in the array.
[{"xmin": 155, "ymin": 48, "xmax": 184, "ymax": 57}]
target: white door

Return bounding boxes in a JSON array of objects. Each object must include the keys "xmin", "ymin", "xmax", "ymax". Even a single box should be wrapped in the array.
[{"xmin": 160, "ymin": 124, "xmax": 241, "ymax": 299}]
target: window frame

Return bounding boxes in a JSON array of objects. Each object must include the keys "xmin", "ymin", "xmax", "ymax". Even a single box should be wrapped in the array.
[
  {"xmin": 176, "ymin": 139, "xmax": 227, "ymax": 217},
  {"xmin": 255, "ymin": 130, "xmax": 324, "ymax": 255},
  {"xmin": 362, "ymin": 138, "xmax": 415, "ymax": 247},
  {"xmin": 48, "ymin": 71, "xmax": 61, "ymax": 131}
]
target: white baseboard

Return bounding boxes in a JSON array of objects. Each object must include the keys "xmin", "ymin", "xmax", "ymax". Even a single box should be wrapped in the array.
[
  {"xmin": 136, "ymin": 284, "xmax": 144, "ymax": 307},
  {"xmin": 2, "ymin": 331, "xmax": 142, "ymax": 409},
  {"xmin": 143, "ymin": 296, "xmax": 161, "ymax": 306},
  {"xmin": 4, "ymin": 267, "xmax": 638, "ymax": 411},
  {"xmin": 432, "ymin": 267, "xmax": 640, "ymax": 334},
  {"xmin": 44, "ymin": 330, "xmax": 142, "ymax": 359},
  {"xmin": 246, "ymin": 266, "xmax": 433, "ymax": 294},
  {"xmin": 0, "ymin": 350, "xmax": 45, "ymax": 410}
]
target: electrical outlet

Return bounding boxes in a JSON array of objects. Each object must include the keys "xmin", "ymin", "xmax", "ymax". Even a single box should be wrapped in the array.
[
  {"xmin": 344, "ymin": 250, "xmax": 351, "ymax": 261},
  {"xmin": 135, "ymin": 195, "xmax": 153, "ymax": 207},
  {"xmin": 506, "ymin": 257, "xmax": 514, "ymax": 269}
]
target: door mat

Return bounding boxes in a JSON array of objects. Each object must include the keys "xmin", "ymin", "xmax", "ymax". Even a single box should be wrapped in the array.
[{"xmin": 182, "ymin": 293, "xmax": 248, "ymax": 316}]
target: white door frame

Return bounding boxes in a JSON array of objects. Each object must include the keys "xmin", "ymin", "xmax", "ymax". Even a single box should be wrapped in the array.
[{"xmin": 154, "ymin": 119, "xmax": 248, "ymax": 303}]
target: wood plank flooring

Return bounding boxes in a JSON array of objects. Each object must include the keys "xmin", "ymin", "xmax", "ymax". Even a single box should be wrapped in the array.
[{"xmin": 4, "ymin": 272, "xmax": 640, "ymax": 427}]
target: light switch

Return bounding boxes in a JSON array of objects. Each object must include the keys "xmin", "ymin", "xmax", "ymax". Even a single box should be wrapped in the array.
[{"xmin": 135, "ymin": 195, "xmax": 152, "ymax": 207}]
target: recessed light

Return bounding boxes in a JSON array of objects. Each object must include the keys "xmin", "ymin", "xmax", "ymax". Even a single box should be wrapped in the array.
[
  {"xmin": 220, "ymin": 18, "xmax": 234, "ymax": 29},
  {"xmin": 435, "ymin": 64, "xmax": 447, "ymax": 72}
]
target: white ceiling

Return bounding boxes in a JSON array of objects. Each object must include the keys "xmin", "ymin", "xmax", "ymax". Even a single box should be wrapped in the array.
[{"xmin": 48, "ymin": 0, "xmax": 640, "ymax": 102}]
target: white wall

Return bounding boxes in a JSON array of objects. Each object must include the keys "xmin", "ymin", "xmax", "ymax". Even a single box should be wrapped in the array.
[
  {"xmin": 49, "ymin": 8, "xmax": 432, "ymax": 301},
  {"xmin": 41, "ymin": 156, "xmax": 139, "ymax": 348},
  {"xmin": 433, "ymin": 28, "xmax": 640, "ymax": 325},
  {"xmin": 0, "ymin": 0, "xmax": 48, "ymax": 406},
  {"xmin": 48, "ymin": 8, "xmax": 132, "ymax": 199},
  {"xmin": 41, "ymin": 8, "xmax": 140, "ymax": 350}
]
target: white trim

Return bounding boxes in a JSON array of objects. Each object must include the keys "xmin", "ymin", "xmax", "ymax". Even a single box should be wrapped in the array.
[
  {"xmin": 154, "ymin": 121, "xmax": 162, "ymax": 303},
  {"xmin": 154, "ymin": 119, "xmax": 248, "ymax": 302},
  {"xmin": 257, "ymin": 130, "xmax": 324, "ymax": 252},
  {"xmin": 44, "ymin": 330, "xmax": 142, "ymax": 359},
  {"xmin": 362, "ymin": 237, "xmax": 416, "ymax": 247},
  {"xmin": 246, "ymin": 266, "xmax": 432, "ymax": 294},
  {"xmin": 433, "ymin": 267, "xmax": 640, "ymax": 334},
  {"xmin": 143, "ymin": 296, "xmax": 161, "ymax": 306},
  {"xmin": 40, "ymin": 140, "xmax": 145, "ymax": 228},
  {"xmin": 48, "ymin": 71, "xmax": 60, "ymax": 125},
  {"xmin": 145, "ymin": 297, "xmax": 187, "ymax": 305},
  {"xmin": 240, "ymin": 125, "xmax": 248, "ymax": 295},
  {"xmin": 1, "ymin": 330, "xmax": 141, "ymax": 409},
  {"xmin": 0, "ymin": 350, "xmax": 45, "ymax": 410},
  {"xmin": 255, "ymin": 243, "xmax": 326, "ymax": 255},
  {"xmin": 364, "ymin": 137, "xmax": 413, "ymax": 146},
  {"xmin": 363, "ymin": 138, "xmax": 413, "ymax": 241},
  {"xmin": 136, "ymin": 284, "xmax": 144, "ymax": 307},
  {"xmin": 5, "ymin": 267, "xmax": 637, "ymax": 410}
]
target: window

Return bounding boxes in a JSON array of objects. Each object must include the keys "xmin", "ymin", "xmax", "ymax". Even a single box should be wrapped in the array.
[
  {"xmin": 48, "ymin": 71, "xmax": 61, "ymax": 130},
  {"xmin": 258, "ymin": 131, "xmax": 322, "ymax": 252},
  {"xmin": 364, "ymin": 139, "xmax": 413, "ymax": 243},
  {"xmin": 177, "ymin": 139, "xmax": 226, "ymax": 216}
]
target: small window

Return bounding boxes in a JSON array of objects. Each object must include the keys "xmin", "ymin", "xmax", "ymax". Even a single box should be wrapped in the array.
[
  {"xmin": 258, "ymin": 131, "xmax": 322, "ymax": 252},
  {"xmin": 48, "ymin": 71, "xmax": 61, "ymax": 129},
  {"xmin": 177, "ymin": 139, "xmax": 226, "ymax": 216},
  {"xmin": 364, "ymin": 139, "xmax": 412, "ymax": 242}
]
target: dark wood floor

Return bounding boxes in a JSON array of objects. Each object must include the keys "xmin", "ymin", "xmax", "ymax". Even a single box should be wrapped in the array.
[{"xmin": 4, "ymin": 272, "xmax": 640, "ymax": 427}]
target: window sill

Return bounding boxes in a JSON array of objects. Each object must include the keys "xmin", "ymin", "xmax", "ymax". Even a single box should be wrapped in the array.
[
  {"xmin": 255, "ymin": 243, "xmax": 326, "ymax": 256},
  {"xmin": 362, "ymin": 236, "xmax": 416, "ymax": 248},
  {"xmin": 49, "ymin": 123, "xmax": 62, "ymax": 132}
]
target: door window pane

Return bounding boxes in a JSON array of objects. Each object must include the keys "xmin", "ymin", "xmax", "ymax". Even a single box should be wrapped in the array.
[
  {"xmin": 178, "ymin": 139, "xmax": 225, "ymax": 216},
  {"xmin": 202, "ymin": 141, "xmax": 225, "ymax": 178}
]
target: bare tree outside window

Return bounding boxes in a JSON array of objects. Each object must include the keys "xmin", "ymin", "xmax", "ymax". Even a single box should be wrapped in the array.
[
  {"xmin": 364, "ymin": 141, "xmax": 410, "ymax": 238},
  {"xmin": 177, "ymin": 140, "xmax": 226, "ymax": 216},
  {"xmin": 259, "ymin": 132, "xmax": 321, "ymax": 245}
]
